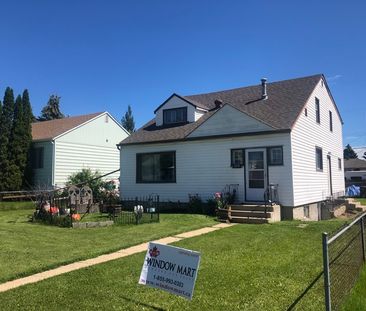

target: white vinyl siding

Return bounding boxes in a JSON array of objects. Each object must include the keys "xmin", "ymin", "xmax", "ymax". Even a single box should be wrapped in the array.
[
  {"xmin": 120, "ymin": 133, "xmax": 294, "ymax": 206},
  {"xmin": 52, "ymin": 113, "xmax": 128, "ymax": 187},
  {"xmin": 291, "ymin": 79, "xmax": 344, "ymax": 206},
  {"xmin": 31, "ymin": 141, "xmax": 53, "ymax": 188},
  {"xmin": 53, "ymin": 142, "xmax": 120, "ymax": 187},
  {"xmin": 188, "ymin": 105, "xmax": 272, "ymax": 138}
]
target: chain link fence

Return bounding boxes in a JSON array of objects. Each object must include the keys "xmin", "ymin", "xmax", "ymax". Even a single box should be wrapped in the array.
[{"xmin": 323, "ymin": 212, "xmax": 366, "ymax": 310}]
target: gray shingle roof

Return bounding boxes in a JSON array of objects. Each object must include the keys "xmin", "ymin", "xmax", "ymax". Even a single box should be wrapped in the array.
[
  {"xmin": 121, "ymin": 74, "xmax": 325, "ymax": 145},
  {"xmin": 32, "ymin": 112, "xmax": 103, "ymax": 141},
  {"xmin": 344, "ymin": 158, "xmax": 366, "ymax": 170}
]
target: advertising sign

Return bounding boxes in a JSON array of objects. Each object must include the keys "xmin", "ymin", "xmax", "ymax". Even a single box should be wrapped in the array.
[{"xmin": 139, "ymin": 242, "xmax": 201, "ymax": 300}]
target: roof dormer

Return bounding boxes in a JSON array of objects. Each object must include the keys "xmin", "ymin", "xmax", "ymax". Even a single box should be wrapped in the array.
[{"xmin": 154, "ymin": 94, "xmax": 207, "ymax": 126}]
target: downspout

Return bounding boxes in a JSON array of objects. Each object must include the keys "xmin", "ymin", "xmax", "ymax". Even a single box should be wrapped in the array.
[
  {"xmin": 116, "ymin": 144, "xmax": 122, "ymax": 197},
  {"xmin": 51, "ymin": 140, "xmax": 55, "ymax": 189}
]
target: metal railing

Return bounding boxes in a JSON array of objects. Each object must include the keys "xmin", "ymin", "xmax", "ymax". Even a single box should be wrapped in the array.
[{"xmin": 322, "ymin": 212, "xmax": 366, "ymax": 310}]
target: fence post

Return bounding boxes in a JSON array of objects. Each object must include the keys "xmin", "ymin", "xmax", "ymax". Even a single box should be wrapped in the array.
[
  {"xmin": 361, "ymin": 216, "xmax": 366, "ymax": 262},
  {"xmin": 322, "ymin": 232, "xmax": 332, "ymax": 311}
]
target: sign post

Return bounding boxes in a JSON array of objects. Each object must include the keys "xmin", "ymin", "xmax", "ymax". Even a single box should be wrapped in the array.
[{"xmin": 139, "ymin": 242, "xmax": 201, "ymax": 300}]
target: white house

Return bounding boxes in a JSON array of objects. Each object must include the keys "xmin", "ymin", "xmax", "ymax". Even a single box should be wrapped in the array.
[
  {"xmin": 344, "ymin": 158, "xmax": 366, "ymax": 185},
  {"xmin": 118, "ymin": 74, "xmax": 345, "ymax": 220},
  {"xmin": 31, "ymin": 111, "xmax": 129, "ymax": 189}
]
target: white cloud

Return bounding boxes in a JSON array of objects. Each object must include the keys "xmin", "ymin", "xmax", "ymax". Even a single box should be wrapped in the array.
[{"xmin": 327, "ymin": 74, "xmax": 342, "ymax": 81}]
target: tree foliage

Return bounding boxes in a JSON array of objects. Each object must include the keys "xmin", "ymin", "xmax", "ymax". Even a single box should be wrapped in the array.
[
  {"xmin": 343, "ymin": 144, "xmax": 358, "ymax": 160},
  {"xmin": 22, "ymin": 90, "xmax": 34, "ymax": 187},
  {"xmin": 66, "ymin": 168, "xmax": 108, "ymax": 200},
  {"xmin": 7, "ymin": 95, "xmax": 25, "ymax": 190},
  {"xmin": 121, "ymin": 105, "xmax": 135, "ymax": 133},
  {"xmin": 0, "ymin": 88, "xmax": 15, "ymax": 191},
  {"xmin": 38, "ymin": 95, "xmax": 64, "ymax": 121},
  {"xmin": 0, "ymin": 88, "xmax": 34, "ymax": 191}
]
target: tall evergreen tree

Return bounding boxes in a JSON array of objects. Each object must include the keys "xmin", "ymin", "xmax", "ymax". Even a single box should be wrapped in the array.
[
  {"xmin": 22, "ymin": 90, "xmax": 34, "ymax": 188},
  {"xmin": 7, "ymin": 95, "xmax": 24, "ymax": 190},
  {"xmin": 0, "ymin": 87, "xmax": 15, "ymax": 190},
  {"xmin": 38, "ymin": 95, "xmax": 64, "ymax": 121},
  {"xmin": 121, "ymin": 105, "xmax": 135, "ymax": 133},
  {"xmin": 343, "ymin": 144, "xmax": 358, "ymax": 160}
]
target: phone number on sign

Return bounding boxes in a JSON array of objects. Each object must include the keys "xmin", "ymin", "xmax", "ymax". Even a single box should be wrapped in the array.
[{"xmin": 153, "ymin": 275, "xmax": 184, "ymax": 288}]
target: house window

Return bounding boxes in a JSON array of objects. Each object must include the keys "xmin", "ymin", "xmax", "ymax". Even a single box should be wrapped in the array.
[
  {"xmin": 315, "ymin": 98, "xmax": 320, "ymax": 123},
  {"xmin": 136, "ymin": 152, "xmax": 176, "ymax": 183},
  {"xmin": 231, "ymin": 149, "xmax": 244, "ymax": 168},
  {"xmin": 329, "ymin": 111, "xmax": 333, "ymax": 132},
  {"xmin": 32, "ymin": 147, "xmax": 44, "ymax": 169},
  {"xmin": 163, "ymin": 107, "xmax": 187, "ymax": 125},
  {"xmin": 315, "ymin": 147, "xmax": 323, "ymax": 171},
  {"xmin": 268, "ymin": 146, "xmax": 283, "ymax": 166},
  {"xmin": 338, "ymin": 158, "xmax": 342, "ymax": 170},
  {"xmin": 304, "ymin": 205, "xmax": 310, "ymax": 218}
]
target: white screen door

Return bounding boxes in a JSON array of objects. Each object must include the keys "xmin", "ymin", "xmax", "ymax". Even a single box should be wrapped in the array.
[{"xmin": 245, "ymin": 149, "xmax": 267, "ymax": 201}]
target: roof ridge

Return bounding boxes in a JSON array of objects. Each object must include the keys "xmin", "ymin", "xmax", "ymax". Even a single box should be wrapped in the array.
[
  {"xmin": 184, "ymin": 74, "xmax": 322, "ymax": 98},
  {"xmin": 32, "ymin": 111, "xmax": 104, "ymax": 125}
]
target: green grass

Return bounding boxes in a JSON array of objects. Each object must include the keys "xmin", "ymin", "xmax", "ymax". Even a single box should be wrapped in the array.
[
  {"xmin": 0, "ymin": 201, "xmax": 36, "ymax": 210},
  {"xmin": 341, "ymin": 265, "xmax": 366, "ymax": 311},
  {"xmin": 0, "ymin": 208, "xmax": 215, "ymax": 283},
  {"xmin": 340, "ymin": 198, "xmax": 366, "ymax": 310},
  {"xmin": 0, "ymin": 219, "xmax": 344, "ymax": 310},
  {"xmin": 79, "ymin": 212, "xmax": 111, "ymax": 222}
]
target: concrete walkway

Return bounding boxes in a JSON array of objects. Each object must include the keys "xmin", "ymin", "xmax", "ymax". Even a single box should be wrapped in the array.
[{"xmin": 0, "ymin": 223, "xmax": 235, "ymax": 293}]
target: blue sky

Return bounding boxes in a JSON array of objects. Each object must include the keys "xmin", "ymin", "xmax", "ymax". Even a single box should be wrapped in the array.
[{"xmin": 0, "ymin": 0, "xmax": 365, "ymax": 146}]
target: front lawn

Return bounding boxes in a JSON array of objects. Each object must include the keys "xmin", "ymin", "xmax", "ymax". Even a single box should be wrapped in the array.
[
  {"xmin": 0, "ymin": 201, "xmax": 36, "ymax": 210},
  {"xmin": 0, "ymin": 208, "xmax": 215, "ymax": 283},
  {"xmin": 341, "ymin": 265, "xmax": 366, "ymax": 311},
  {"xmin": 0, "ymin": 220, "xmax": 344, "ymax": 310}
]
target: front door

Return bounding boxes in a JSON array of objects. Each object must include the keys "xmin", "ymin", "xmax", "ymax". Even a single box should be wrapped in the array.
[{"xmin": 245, "ymin": 149, "xmax": 267, "ymax": 201}]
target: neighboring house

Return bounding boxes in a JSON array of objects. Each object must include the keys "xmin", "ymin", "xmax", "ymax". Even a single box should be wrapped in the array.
[
  {"xmin": 118, "ymin": 74, "xmax": 345, "ymax": 220},
  {"xmin": 354, "ymin": 147, "xmax": 366, "ymax": 160},
  {"xmin": 31, "ymin": 112, "xmax": 129, "ymax": 189},
  {"xmin": 344, "ymin": 158, "xmax": 366, "ymax": 186}
]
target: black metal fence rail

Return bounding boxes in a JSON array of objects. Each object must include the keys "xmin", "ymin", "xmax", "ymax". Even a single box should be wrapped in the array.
[
  {"xmin": 103, "ymin": 195, "xmax": 160, "ymax": 225},
  {"xmin": 113, "ymin": 211, "xmax": 159, "ymax": 225},
  {"xmin": 322, "ymin": 212, "xmax": 366, "ymax": 311},
  {"xmin": 117, "ymin": 195, "xmax": 160, "ymax": 212}
]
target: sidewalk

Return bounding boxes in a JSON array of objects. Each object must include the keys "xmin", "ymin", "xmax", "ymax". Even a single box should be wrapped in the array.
[{"xmin": 0, "ymin": 222, "xmax": 235, "ymax": 293}]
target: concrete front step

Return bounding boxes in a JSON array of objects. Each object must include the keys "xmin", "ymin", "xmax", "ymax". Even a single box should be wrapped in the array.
[
  {"xmin": 229, "ymin": 216, "xmax": 269, "ymax": 224},
  {"xmin": 230, "ymin": 210, "xmax": 272, "ymax": 218},
  {"xmin": 345, "ymin": 200, "xmax": 366, "ymax": 212},
  {"xmin": 229, "ymin": 204, "xmax": 275, "ymax": 212}
]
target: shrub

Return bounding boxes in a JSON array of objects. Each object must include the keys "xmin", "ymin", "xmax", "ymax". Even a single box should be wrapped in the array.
[
  {"xmin": 66, "ymin": 168, "xmax": 110, "ymax": 201},
  {"xmin": 188, "ymin": 194, "xmax": 203, "ymax": 214},
  {"xmin": 204, "ymin": 199, "xmax": 217, "ymax": 216}
]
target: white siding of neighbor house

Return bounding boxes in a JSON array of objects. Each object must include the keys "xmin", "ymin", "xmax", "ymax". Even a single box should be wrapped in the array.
[
  {"xmin": 120, "ymin": 133, "xmax": 294, "ymax": 206},
  {"xmin": 53, "ymin": 113, "xmax": 129, "ymax": 187},
  {"xmin": 291, "ymin": 79, "xmax": 345, "ymax": 206},
  {"xmin": 32, "ymin": 141, "xmax": 53, "ymax": 189},
  {"xmin": 155, "ymin": 95, "xmax": 205, "ymax": 126},
  {"xmin": 188, "ymin": 105, "xmax": 272, "ymax": 138}
]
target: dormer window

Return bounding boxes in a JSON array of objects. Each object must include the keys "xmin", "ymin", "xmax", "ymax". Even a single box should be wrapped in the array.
[{"xmin": 163, "ymin": 107, "xmax": 187, "ymax": 125}]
